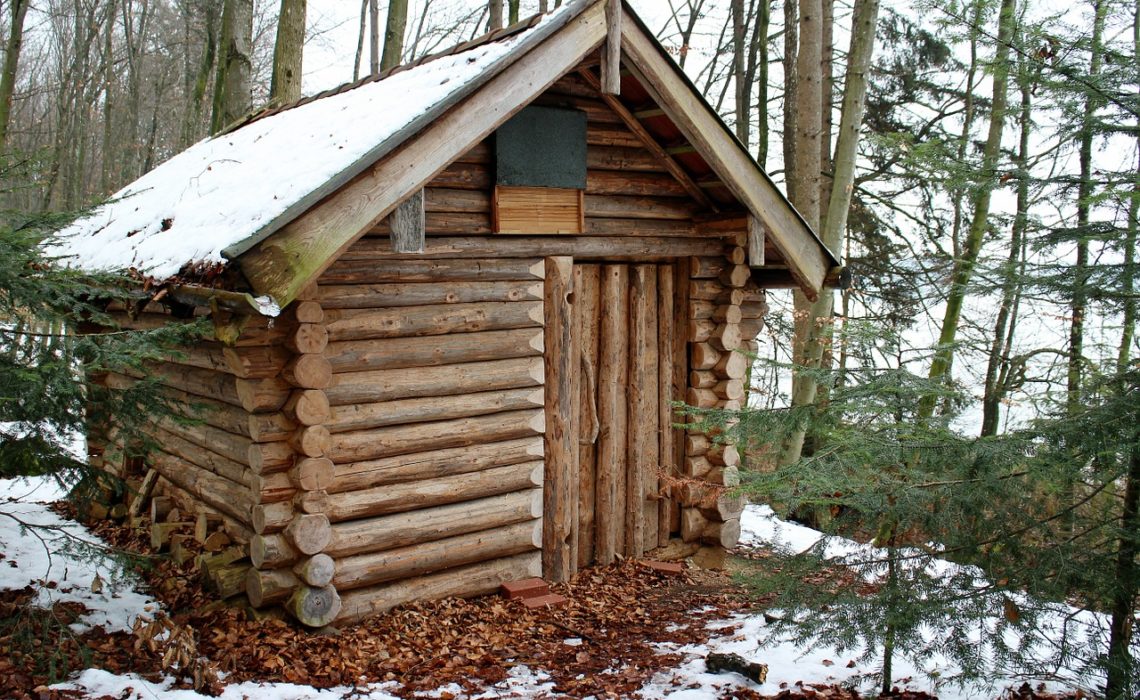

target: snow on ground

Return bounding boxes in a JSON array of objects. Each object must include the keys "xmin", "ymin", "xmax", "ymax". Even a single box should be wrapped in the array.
[
  {"xmin": 0, "ymin": 476, "xmax": 1096, "ymax": 699},
  {"xmin": 0, "ymin": 475, "xmax": 157, "ymax": 633}
]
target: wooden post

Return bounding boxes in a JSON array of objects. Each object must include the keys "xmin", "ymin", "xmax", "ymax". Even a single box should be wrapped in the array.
[
  {"xmin": 625, "ymin": 264, "xmax": 657, "ymax": 557},
  {"xmin": 657, "ymin": 264, "xmax": 675, "ymax": 547},
  {"xmin": 595, "ymin": 264, "xmax": 628, "ymax": 565},
  {"xmin": 601, "ymin": 0, "xmax": 623, "ymax": 95},
  {"xmin": 390, "ymin": 189, "xmax": 425, "ymax": 253},
  {"xmin": 575, "ymin": 265, "xmax": 602, "ymax": 568},
  {"xmin": 542, "ymin": 256, "xmax": 574, "ymax": 583},
  {"xmin": 747, "ymin": 215, "xmax": 765, "ymax": 268}
]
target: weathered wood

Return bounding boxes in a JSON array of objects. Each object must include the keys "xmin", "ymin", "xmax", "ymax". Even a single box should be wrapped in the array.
[
  {"xmin": 583, "ymin": 194, "xmax": 696, "ymax": 221},
  {"xmin": 246, "ymin": 568, "xmax": 298, "ymax": 607},
  {"xmin": 542, "ymin": 256, "xmax": 574, "ymax": 583},
  {"xmin": 234, "ymin": 376, "xmax": 293, "ymax": 413},
  {"xmin": 495, "ymin": 186, "xmax": 584, "ymax": 234},
  {"xmin": 423, "ymin": 186, "xmax": 491, "ymax": 213},
  {"xmin": 329, "ymin": 387, "xmax": 544, "ymax": 434},
  {"xmin": 329, "ymin": 490, "xmax": 541, "ymax": 559},
  {"xmin": 575, "ymin": 265, "xmax": 601, "ymax": 568},
  {"xmin": 237, "ymin": 1, "xmax": 608, "ymax": 306},
  {"xmin": 323, "ymin": 258, "xmax": 545, "ymax": 285},
  {"xmin": 286, "ymin": 584, "xmax": 341, "ymax": 627},
  {"xmin": 323, "ymin": 301, "xmax": 543, "ymax": 342},
  {"xmin": 707, "ymin": 442, "xmax": 740, "ymax": 468},
  {"xmin": 223, "ymin": 345, "xmax": 292, "ymax": 379},
  {"xmin": 328, "ymin": 409, "xmax": 544, "ymax": 464},
  {"xmin": 691, "ymin": 343, "xmax": 720, "ymax": 371},
  {"xmin": 710, "ymin": 323, "xmax": 742, "ymax": 352},
  {"xmin": 680, "ymin": 507, "xmax": 708, "ymax": 543},
  {"xmin": 601, "ymin": 0, "xmax": 622, "ymax": 94},
  {"xmin": 284, "ymin": 389, "xmax": 331, "ymax": 426},
  {"xmin": 194, "ymin": 512, "xmax": 223, "ymax": 543},
  {"xmin": 689, "ymin": 318, "xmax": 715, "ymax": 343},
  {"xmin": 290, "ymin": 457, "xmax": 335, "ymax": 491},
  {"xmin": 586, "ymin": 170, "xmax": 689, "ymax": 198},
  {"xmin": 714, "ymin": 351, "xmax": 749, "ymax": 379},
  {"xmin": 690, "ymin": 256, "xmax": 727, "ymax": 279},
  {"xmin": 747, "ymin": 215, "xmax": 766, "ymax": 268},
  {"xmin": 285, "ymin": 513, "xmax": 332, "ymax": 555},
  {"xmin": 720, "ymin": 264, "xmax": 751, "ymax": 289},
  {"xmin": 620, "ymin": 19, "xmax": 830, "ymax": 295},
  {"xmin": 150, "ymin": 521, "xmax": 187, "ymax": 551},
  {"xmin": 390, "ymin": 188, "xmax": 425, "ymax": 253},
  {"xmin": 325, "ymin": 329, "xmax": 543, "ymax": 376},
  {"xmin": 326, "ymin": 461, "xmax": 543, "ymax": 522},
  {"xmin": 658, "ymin": 264, "xmax": 676, "ymax": 547},
  {"xmin": 713, "ymin": 379, "xmax": 745, "ymax": 401},
  {"xmin": 252, "ymin": 501, "xmax": 294, "ymax": 534},
  {"xmin": 129, "ymin": 363, "xmax": 242, "ymax": 408},
  {"xmin": 285, "ymin": 324, "xmax": 330, "ymax": 355},
  {"xmin": 344, "ymin": 235, "xmax": 726, "ymax": 261},
  {"xmin": 334, "ymin": 520, "xmax": 541, "ymax": 592},
  {"xmin": 150, "ymin": 451, "xmax": 252, "ymax": 525},
  {"xmin": 249, "ymin": 471, "xmax": 294, "ymax": 504},
  {"xmin": 626, "ymin": 265, "xmax": 658, "ymax": 556},
  {"xmin": 202, "ymin": 530, "xmax": 232, "ymax": 552},
  {"xmin": 701, "ymin": 518, "xmax": 742, "ymax": 548},
  {"xmin": 595, "ymin": 264, "xmax": 628, "ymax": 565},
  {"xmin": 336, "ymin": 552, "xmax": 541, "ymax": 624},
  {"xmin": 690, "ymin": 370, "xmax": 717, "ymax": 389},
  {"xmin": 318, "ymin": 280, "xmax": 542, "ymax": 309},
  {"xmin": 290, "ymin": 425, "xmax": 332, "ymax": 458},
  {"xmin": 248, "ymin": 441, "xmax": 296, "ymax": 474},
  {"xmin": 712, "ymin": 305, "xmax": 743, "ymax": 324},
  {"xmin": 331, "ymin": 436, "xmax": 544, "ymax": 493},
  {"xmin": 128, "ymin": 469, "xmax": 159, "ymax": 518},
  {"xmin": 151, "ymin": 426, "xmax": 250, "ymax": 486},
  {"xmin": 296, "ymin": 489, "xmax": 330, "ymax": 514},
  {"xmin": 209, "ymin": 561, "xmax": 252, "ymax": 599},
  {"xmin": 282, "ymin": 355, "xmax": 333, "ymax": 389},
  {"xmin": 295, "ymin": 553, "xmax": 336, "ymax": 587},
  {"xmin": 671, "ymin": 257, "xmax": 690, "ymax": 538},
  {"xmin": 687, "ymin": 388, "xmax": 719, "ymax": 409},
  {"xmin": 250, "ymin": 532, "xmax": 299, "ymax": 568}
]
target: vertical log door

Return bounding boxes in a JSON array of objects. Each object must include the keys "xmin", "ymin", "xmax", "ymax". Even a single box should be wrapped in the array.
[{"xmin": 542, "ymin": 258, "xmax": 687, "ymax": 582}]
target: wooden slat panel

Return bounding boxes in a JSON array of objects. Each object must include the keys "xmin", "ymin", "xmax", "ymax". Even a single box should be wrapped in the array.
[
  {"xmin": 595, "ymin": 264, "xmax": 628, "ymax": 565},
  {"xmin": 496, "ymin": 186, "xmax": 584, "ymax": 234},
  {"xmin": 575, "ymin": 265, "xmax": 602, "ymax": 568}
]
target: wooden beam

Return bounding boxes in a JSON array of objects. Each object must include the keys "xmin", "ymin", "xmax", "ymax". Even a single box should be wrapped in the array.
[
  {"xmin": 577, "ymin": 69, "xmax": 716, "ymax": 212},
  {"xmin": 237, "ymin": 1, "xmax": 608, "ymax": 307},
  {"xmin": 342, "ymin": 235, "xmax": 727, "ymax": 261},
  {"xmin": 633, "ymin": 107, "xmax": 666, "ymax": 119},
  {"xmin": 747, "ymin": 215, "xmax": 765, "ymax": 268},
  {"xmin": 389, "ymin": 189, "xmax": 425, "ymax": 253},
  {"xmin": 542, "ymin": 256, "xmax": 574, "ymax": 583},
  {"xmin": 619, "ymin": 9, "xmax": 833, "ymax": 297},
  {"xmin": 601, "ymin": 0, "xmax": 622, "ymax": 95}
]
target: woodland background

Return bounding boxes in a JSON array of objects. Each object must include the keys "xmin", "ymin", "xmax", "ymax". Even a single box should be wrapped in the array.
[{"xmin": 0, "ymin": 0, "xmax": 1137, "ymax": 696}]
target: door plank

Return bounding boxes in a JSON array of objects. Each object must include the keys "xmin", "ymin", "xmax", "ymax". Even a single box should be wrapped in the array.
[
  {"xmin": 595, "ymin": 264, "xmax": 628, "ymax": 565},
  {"xmin": 626, "ymin": 264, "xmax": 658, "ymax": 556},
  {"xmin": 657, "ymin": 264, "xmax": 675, "ymax": 547},
  {"xmin": 542, "ymin": 257, "xmax": 574, "ymax": 582}
]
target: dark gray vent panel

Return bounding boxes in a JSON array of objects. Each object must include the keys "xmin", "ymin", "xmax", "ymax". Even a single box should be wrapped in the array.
[{"xmin": 495, "ymin": 106, "xmax": 587, "ymax": 189}]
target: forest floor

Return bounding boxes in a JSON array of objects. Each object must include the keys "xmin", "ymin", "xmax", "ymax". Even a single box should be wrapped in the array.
[{"xmin": 0, "ymin": 476, "xmax": 1092, "ymax": 700}]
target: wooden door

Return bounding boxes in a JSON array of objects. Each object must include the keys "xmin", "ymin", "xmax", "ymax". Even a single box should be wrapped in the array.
[{"xmin": 558, "ymin": 261, "xmax": 685, "ymax": 571}]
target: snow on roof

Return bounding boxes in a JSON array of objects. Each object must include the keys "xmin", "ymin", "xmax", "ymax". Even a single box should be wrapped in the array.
[{"xmin": 43, "ymin": 13, "xmax": 562, "ymax": 281}]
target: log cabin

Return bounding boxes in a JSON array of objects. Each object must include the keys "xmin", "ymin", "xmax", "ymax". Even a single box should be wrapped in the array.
[{"xmin": 49, "ymin": 0, "xmax": 839, "ymax": 627}]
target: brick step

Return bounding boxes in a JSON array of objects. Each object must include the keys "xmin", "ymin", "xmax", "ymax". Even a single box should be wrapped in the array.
[
  {"xmin": 641, "ymin": 560, "xmax": 685, "ymax": 576},
  {"xmin": 501, "ymin": 577, "xmax": 550, "ymax": 600},
  {"xmin": 520, "ymin": 593, "xmax": 568, "ymax": 609}
]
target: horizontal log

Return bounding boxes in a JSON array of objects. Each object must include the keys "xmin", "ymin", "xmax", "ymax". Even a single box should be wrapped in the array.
[
  {"xmin": 327, "ymin": 490, "xmax": 542, "ymax": 558},
  {"xmin": 296, "ymin": 554, "xmax": 335, "ymax": 587},
  {"xmin": 157, "ymin": 482, "xmax": 253, "ymax": 543},
  {"xmin": 290, "ymin": 425, "xmax": 332, "ymax": 458},
  {"xmin": 690, "ymin": 257, "xmax": 728, "ymax": 279},
  {"xmin": 317, "ymin": 280, "xmax": 543, "ymax": 309},
  {"xmin": 689, "ymin": 319, "xmax": 715, "ymax": 343},
  {"xmin": 587, "ymin": 170, "xmax": 688, "ymax": 198},
  {"xmin": 287, "ymin": 584, "xmax": 341, "ymax": 627},
  {"xmin": 587, "ymin": 125, "xmax": 645, "ymax": 149},
  {"xmin": 333, "ymin": 519, "xmax": 541, "ymax": 592},
  {"xmin": 702, "ymin": 518, "xmax": 742, "ymax": 548},
  {"xmin": 336, "ymin": 552, "xmax": 541, "ymax": 623},
  {"xmin": 326, "ymin": 357, "xmax": 544, "ymax": 406},
  {"xmin": 740, "ymin": 317, "xmax": 765, "ymax": 339},
  {"xmin": 286, "ymin": 324, "xmax": 329, "ymax": 355},
  {"xmin": 127, "ymin": 363, "xmax": 242, "ymax": 408},
  {"xmin": 424, "ymin": 187, "xmax": 491, "ymax": 213},
  {"xmin": 290, "ymin": 457, "xmax": 335, "ymax": 491},
  {"xmin": 297, "ymin": 489, "xmax": 330, "ymax": 514},
  {"xmin": 252, "ymin": 501, "xmax": 294, "ymax": 534},
  {"xmin": 282, "ymin": 355, "xmax": 333, "ymax": 389},
  {"xmin": 331, "ymin": 436, "xmax": 544, "ymax": 493},
  {"xmin": 284, "ymin": 389, "xmax": 331, "ymax": 427},
  {"xmin": 163, "ymin": 343, "xmax": 232, "ymax": 375},
  {"xmin": 246, "ymin": 568, "xmax": 297, "ymax": 607},
  {"xmin": 286, "ymin": 513, "xmax": 332, "ymax": 555},
  {"xmin": 584, "ymin": 217, "xmax": 696, "ymax": 238},
  {"xmin": 710, "ymin": 323, "xmax": 742, "ymax": 352},
  {"xmin": 586, "ymin": 145, "xmax": 667, "ymax": 172},
  {"xmin": 222, "ymin": 345, "xmax": 291, "ymax": 380},
  {"xmin": 346, "ymin": 235, "xmax": 727, "ymax": 261},
  {"xmin": 150, "ymin": 449, "xmax": 252, "ymax": 525},
  {"xmin": 690, "ymin": 342, "xmax": 721, "ymax": 371},
  {"xmin": 234, "ymin": 377, "xmax": 293, "ymax": 414},
  {"xmin": 429, "ymin": 161, "xmax": 491, "ymax": 190},
  {"xmin": 325, "ymin": 328, "xmax": 542, "ymax": 375},
  {"xmin": 327, "ymin": 409, "xmax": 545, "ymax": 464},
  {"xmin": 714, "ymin": 351, "xmax": 749, "ymax": 380},
  {"xmin": 584, "ymin": 195, "xmax": 696, "ymax": 221},
  {"xmin": 323, "ymin": 301, "xmax": 543, "ymax": 342},
  {"xmin": 248, "ymin": 441, "xmax": 296, "ymax": 474},
  {"xmin": 329, "ymin": 387, "xmax": 544, "ymax": 434},
  {"xmin": 690, "ymin": 370, "xmax": 717, "ymax": 389},
  {"xmin": 740, "ymin": 300, "xmax": 768, "ymax": 318},
  {"xmin": 151, "ymin": 426, "xmax": 250, "ymax": 488},
  {"xmin": 322, "ymin": 258, "xmax": 544, "ymax": 284},
  {"xmin": 156, "ymin": 415, "xmax": 252, "ymax": 469},
  {"xmin": 326, "ymin": 461, "xmax": 543, "ymax": 522},
  {"xmin": 251, "ymin": 532, "xmax": 299, "ymax": 568}
]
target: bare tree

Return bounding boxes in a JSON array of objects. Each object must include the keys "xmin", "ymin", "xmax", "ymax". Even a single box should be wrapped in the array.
[
  {"xmin": 489, "ymin": 0, "xmax": 504, "ymax": 31},
  {"xmin": 211, "ymin": 0, "xmax": 254, "ymax": 133},
  {"xmin": 0, "ymin": 0, "xmax": 30, "ymax": 148},
  {"xmin": 381, "ymin": 0, "xmax": 409, "ymax": 71},
  {"xmin": 369, "ymin": 0, "xmax": 379, "ymax": 75},
  {"xmin": 270, "ymin": 0, "xmax": 307, "ymax": 106}
]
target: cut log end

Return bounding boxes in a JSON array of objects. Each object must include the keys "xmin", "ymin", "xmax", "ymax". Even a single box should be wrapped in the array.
[{"xmin": 286, "ymin": 584, "xmax": 342, "ymax": 627}]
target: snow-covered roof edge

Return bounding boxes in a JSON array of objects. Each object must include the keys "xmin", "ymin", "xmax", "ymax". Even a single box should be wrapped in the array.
[{"xmin": 218, "ymin": 0, "xmax": 595, "ymax": 263}]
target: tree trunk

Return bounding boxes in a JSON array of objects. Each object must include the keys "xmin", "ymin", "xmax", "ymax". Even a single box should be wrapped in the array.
[
  {"xmin": 750, "ymin": 0, "xmax": 771, "ymax": 166},
  {"xmin": 381, "ymin": 0, "xmax": 408, "ymax": 71},
  {"xmin": 368, "ymin": 0, "xmax": 380, "ymax": 75},
  {"xmin": 981, "ymin": 51, "xmax": 1032, "ymax": 437},
  {"xmin": 781, "ymin": 0, "xmax": 798, "ymax": 204},
  {"xmin": 211, "ymin": 0, "xmax": 253, "ymax": 134},
  {"xmin": 731, "ymin": 0, "xmax": 749, "ymax": 147},
  {"xmin": 353, "ymin": 0, "xmax": 367, "ymax": 80},
  {"xmin": 489, "ymin": 0, "xmax": 504, "ymax": 31},
  {"xmin": 1105, "ymin": 441, "xmax": 1139, "ymax": 700},
  {"xmin": 0, "ymin": 0, "xmax": 30, "ymax": 149},
  {"xmin": 779, "ymin": 0, "xmax": 879, "ymax": 466},
  {"xmin": 509, "ymin": 0, "xmax": 521, "ymax": 25},
  {"xmin": 270, "ymin": 0, "xmax": 307, "ymax": 107},
  {"xmin": 1068, "ymin": 0, "xmax": 1107, "ymax": 415},
  {"xmin": 918, "ymin": 0, "xmax": 1016, "ymax": 420}
]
